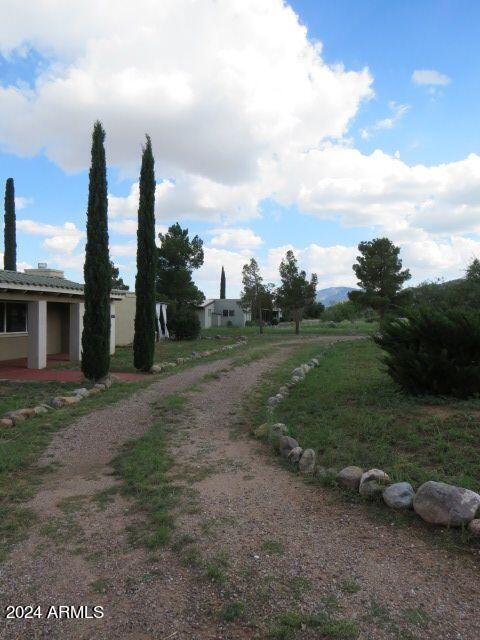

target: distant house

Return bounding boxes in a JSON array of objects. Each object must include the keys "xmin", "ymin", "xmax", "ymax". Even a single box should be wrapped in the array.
[
  {"xmin": 0, "ymin": 264, "xmax": 164, "ymax": 369},
  {"xmin": 196, "ymin": 298, "xmax": 251, "ymax": 329}
]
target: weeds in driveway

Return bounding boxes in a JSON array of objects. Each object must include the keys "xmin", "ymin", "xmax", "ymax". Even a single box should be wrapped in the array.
[{"xmin": 113, "ymin": 394, "xmax": 187, "ymax": 549}]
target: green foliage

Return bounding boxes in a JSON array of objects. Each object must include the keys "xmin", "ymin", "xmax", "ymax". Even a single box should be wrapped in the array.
[
  {"xmin": 82, "ymin": 121, "xmax": 111, "ymax": 380},
  {"xmin": 322, "ymin": 299, "xmax": 376, "ymax": 322},
  {"xmin": 134, "ymin": 135, "xmax": 157, "ymax": 372},
  {"xmin": 466, "ymin": 257, "xmax": 480, "ymax": 282},
  {"xmin": 411, "ymin": 277, "xmax": 480, "ymax": 312},
  {"xmin": 240, "ymin": 258, "xmax": 274, "ymax": 333},
  {"xmin": 304, "ymin": 301, "xmax": 325, "ymax": 319},
  {"xmin": 168, "ymin": 303, "xmax": 201, "ymax": 340},
  {"xmin": 374, "ymin": 306, "xmax": 480, "ymax": 398},
  {"xmin": 156, "ymin": 222, "xmax": 204, "ymax": 305},
  {"xmin": 276, "ymin": 250, "xmax": 317, "ymax": 334},
  {"xmin": 3, "ymin": 177, "xmax": 16, "ymax": 271},
  {"xmin": 110, "ymin": 260, "xmax": 129, "ymax": 290},
  {"xmin": 349, "ymin": 238, "xmax": 411, "ymax": 316},
  {"xmin": 220, "ymin": 265, "xmax": 226, "ymax": 299}
]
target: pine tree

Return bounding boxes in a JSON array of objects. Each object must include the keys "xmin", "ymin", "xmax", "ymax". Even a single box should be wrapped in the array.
[
  {"xmin": 349, "ymin": 238, "xmax": 411, "ymax": 316},
  {"xmin": 3, "ymin": 178, "xmax": 16, "ymax": 271},
  {"xmin": 276, "ymin": 250, "xmax": 317, "ymax": 335},
  {"xmin": 81, "ymin": 121, "xmax": 111, "ymax": 380},
  {"xmin": 133, "ymin": 135, "xmax": 156, "ymax": 371},
  {"xmin": 220, "ymin": 266, "xmax": 226, "ymax": 299}
]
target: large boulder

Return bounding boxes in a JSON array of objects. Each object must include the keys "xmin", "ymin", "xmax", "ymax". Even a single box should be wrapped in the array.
[
  {"xmin": 299, "ymin": 449, "xmax": 316, "ymax": 474},
  {"xmin": 383, "ymin": 482, "xmax": 415, "ymax": 509},
  {"xmin": 73, "ymin": 388, "xmax": 89, "ymax": 398},
  {"xmin": 336, "ymin": 466, "xmax": 364, "ymax": 491},
  {"xmin": 279, "ymin": 435, "xmax": 299, "ymax": 458},
  {"xmin": 359, "ymin": 468, "xmax": 390, "ymax": 497},
  {"xmin": 269, "ymin": 423, "xmax": 289, "ymax": 438},
  {"xmin": 287, "ymin": 446, "xmax": 303, "ymax": 464},
  {"xmin": 468, "ymin": 519, "xmax": 480, "ymax": 536},
  {"xmin": 254, "ymin": 423, "xmax": 270, "ymax": 438},
  {"xmin": 48, "ymin": 397, "xmax": 65, "ymax": 408},
  {"xmin": 291, "ymin": 367, "xmax": 305, "ymax": 379},
  {"xmin": 413, "ymin": 481, "xmax": 480, "ymax": 527}
]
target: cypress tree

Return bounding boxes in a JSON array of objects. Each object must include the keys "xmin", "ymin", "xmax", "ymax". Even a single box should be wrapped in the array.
[
  {"xmin": 3, "ymin": 178, "xmax": 16, "ymax": 271},
  {"xmin": 81, "ymin": 121, "xmax": 111, "ymax": 380},
  {"xmin": 220, "ymin": 265, "xmax": 226, "ymax": 299},
  {"xmin": 133, "ymin": 135, "xmax": 156, "ymax": 371}
]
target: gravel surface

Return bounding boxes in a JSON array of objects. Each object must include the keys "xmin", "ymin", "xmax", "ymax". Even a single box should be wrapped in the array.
[{"xmin": 0, "ymin": 336, "xmax": 479, "ymax": 640}]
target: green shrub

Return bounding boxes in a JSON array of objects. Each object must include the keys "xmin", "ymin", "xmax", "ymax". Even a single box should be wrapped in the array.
[
  {"xmin": 374, "ymin": 306, "xmax": 480, "ymax": 397},
  {"xmin": 168, "ymin": 305, "xmax": 201, "ymax": 340}
]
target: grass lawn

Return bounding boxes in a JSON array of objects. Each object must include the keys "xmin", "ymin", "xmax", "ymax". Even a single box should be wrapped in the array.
[{"xmin": 265, "ymin": 339, "xmax": 480, "ymax": 494}]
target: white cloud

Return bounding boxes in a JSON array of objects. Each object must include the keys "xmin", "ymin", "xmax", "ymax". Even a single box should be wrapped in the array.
[
  {"xmin": 261, "ymin": 146, "xmax": 480, "ymax": 236},
  {"xmin": 412, "ymin": 69, "xmax": 451, "ymax": 86},
  {"xmin": 209, "ymin": 227, "xmax": 263, "ymax": 251},
  {"xmin": 110, "ymin": 241, "xmax": 137, "ymax": 258},
  {"xmin": 0, "ymin": 0, "xmax": 372, "ymax": 184},
  {"xmin": 360, "ymin": 101, "xmax": 409, "ymax": 139},
  {"xmin": 15, "ymin": 196, "xmax": 33, "ymax": 209},
  {"xmin": 17, "ymin": 219, "xmax": 84, "ymax": 253}
]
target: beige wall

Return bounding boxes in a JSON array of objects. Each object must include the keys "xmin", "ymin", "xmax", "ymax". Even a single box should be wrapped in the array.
[
  {"xmin": 115, "ymin": 292, "xmax": 136, "ymax": 346},
  {"xmin": 47, "ymin": 303, "xmax": 69, "ymax": 354},
  {"xmin": 0, "ymin": 295, "xmax": 75, "ymax": 362},
  {"xmin": 0, "ymin": 334, "xmax": 28, "ymax": 360}
]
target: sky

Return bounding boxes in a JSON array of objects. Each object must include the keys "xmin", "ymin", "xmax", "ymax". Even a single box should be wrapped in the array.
[{"xmin": 1, "ymin": 0, "xmax": 480, "ymax": 297}]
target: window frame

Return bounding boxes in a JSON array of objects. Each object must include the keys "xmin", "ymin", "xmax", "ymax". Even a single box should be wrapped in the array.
[{"xmin": 0, "ymin": 301, "xmax": 28, "ymax": 336}]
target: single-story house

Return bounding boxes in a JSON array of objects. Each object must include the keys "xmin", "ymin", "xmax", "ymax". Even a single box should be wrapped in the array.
[
  {"xmin": 0, "ymin": 264, "xmax": 145, "ymax": 369},
  {"xmin": 196, "ymin": 298, "xmax": 251, "ymax": 329}
]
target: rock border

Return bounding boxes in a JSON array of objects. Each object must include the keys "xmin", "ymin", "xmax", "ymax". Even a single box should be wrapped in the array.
[
  {"xmin": 152, "ymin": 337, "xmax": 247, "ymax": 373},
  {"xmin": 255, "ymin": 352, "xmax": 480, "ymax": 537},
  {"xmin": 0, "ymin": 375, "xmax": 113, "ymax": 428}
]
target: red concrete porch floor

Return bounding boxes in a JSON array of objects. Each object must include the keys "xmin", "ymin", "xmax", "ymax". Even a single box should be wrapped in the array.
[{"xmin": 0, "ymin": 355, "xmax": 149, "ymax": 383}]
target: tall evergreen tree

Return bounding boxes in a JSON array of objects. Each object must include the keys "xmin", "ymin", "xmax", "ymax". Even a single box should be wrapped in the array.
[
  {"xmin": 81, "ymin": 121, "xmax": 111, "ymax": 380},
  {"xmin": 220, "ymin": 266, "xmax": 226, "ymax": 299},
  {"xmin": 3, "ymin": 178, "xmax": 16, "ymax": 271},
  {"xmin": 276, "ymin": 250, "xmax": 317, "ymax": 335},
  {"xmin": 133, "ymin": 135, "xmax": 156, "ymax": 371},
  {"xmin": 348, "ymin": 237, "xmax": 411, "ymax": 316},
  {"xmin": 240, "ymin": 258, "xmax": 274, "ymax": 334}
]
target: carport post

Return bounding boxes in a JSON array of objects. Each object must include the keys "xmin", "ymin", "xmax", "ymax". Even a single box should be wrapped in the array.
[{"xmin": 27, "ymin": 300, "xmax": 47, "ymax": 369}]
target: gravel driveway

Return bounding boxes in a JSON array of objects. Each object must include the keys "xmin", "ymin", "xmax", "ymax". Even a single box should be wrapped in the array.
[{"xmin": 0, "ymin": 336, "xmax": 478, "ymax": 640}]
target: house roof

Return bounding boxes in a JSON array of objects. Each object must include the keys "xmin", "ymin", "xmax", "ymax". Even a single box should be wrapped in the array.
[
  {"xmin": 196, "ymin": 299, "xmax": 216, "ymax": 308},
  {"xmin": 0, "ymin": 269, "xmax": 84, "ymax": 291},
  {"xmin": 0, "ymin": 270, "xmax": 126, "ymax": 299}
]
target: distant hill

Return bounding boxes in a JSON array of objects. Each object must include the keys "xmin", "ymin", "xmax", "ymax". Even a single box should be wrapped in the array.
[{"xmin": 316, "ymin": 286, "xmax": 356, "ymax": 307}]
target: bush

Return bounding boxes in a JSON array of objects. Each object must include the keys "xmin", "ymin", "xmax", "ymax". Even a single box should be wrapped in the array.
[
  {"xmin": 168, "ymin": 305, "xmax": 200, "ymax": 340},
  {"xmin": 374, "ymin": 306, "xmax": 480, "ymax": 397}
]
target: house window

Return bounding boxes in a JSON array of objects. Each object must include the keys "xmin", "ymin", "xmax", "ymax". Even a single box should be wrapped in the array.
[
  {"xmin": 223, "ymin": 310, "xmax": 229, "ymax": 317},
  {"xmin": 228, "ymin": 310, "xmax": 235, "ymax": 317},
  {"xmin": 0, "ymin": 302, "xmax": 28, "ymax": 334}
]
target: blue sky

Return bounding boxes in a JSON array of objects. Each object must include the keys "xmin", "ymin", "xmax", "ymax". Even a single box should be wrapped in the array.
[{"xmin": 1, "ymin": 0, "xmax": 480, "ymax": 296}]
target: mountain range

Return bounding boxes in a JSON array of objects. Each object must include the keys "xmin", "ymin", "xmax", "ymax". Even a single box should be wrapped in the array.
[{"xmin": 316, "ymin": 286, "xmax": 356, "ymax": 307}]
